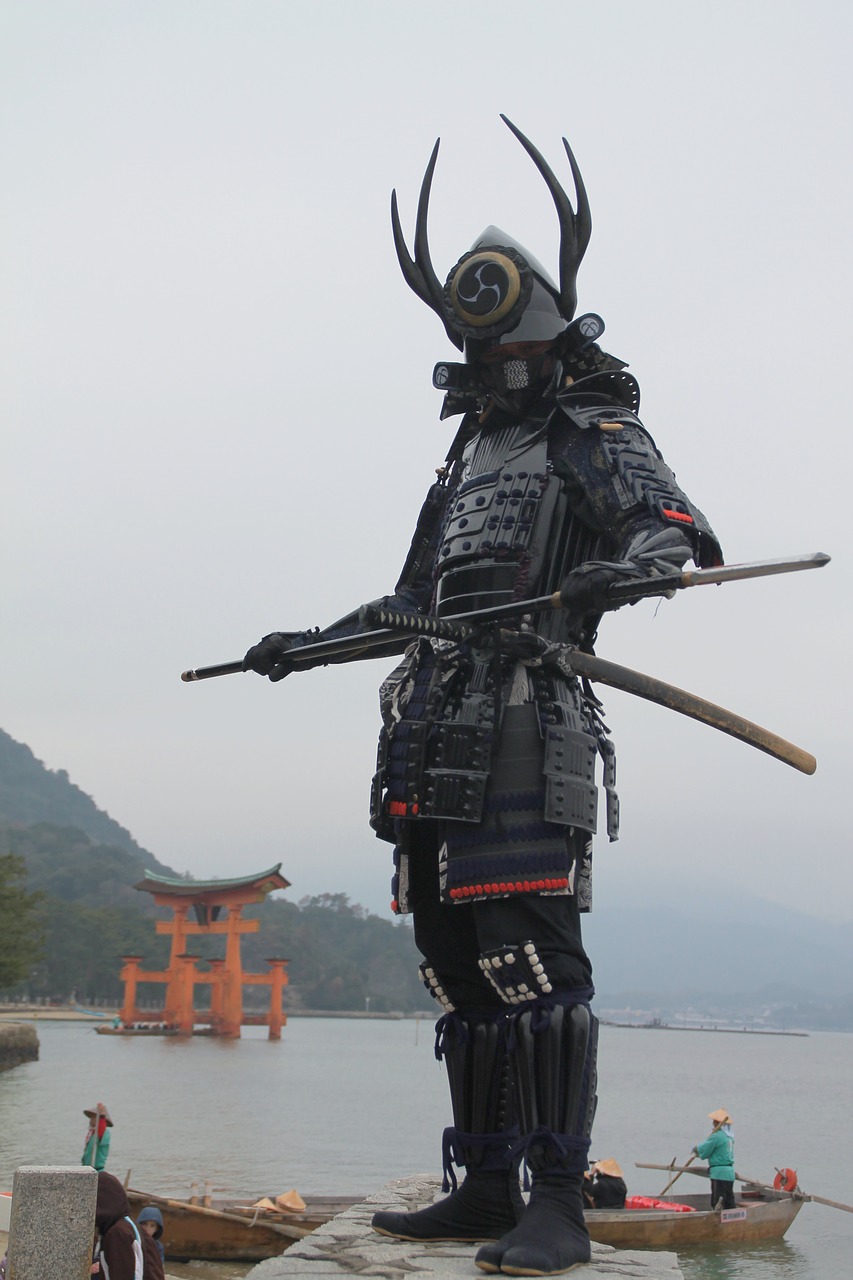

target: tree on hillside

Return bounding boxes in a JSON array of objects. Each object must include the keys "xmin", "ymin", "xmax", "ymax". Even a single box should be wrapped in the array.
[
  {"xmin": 0, "ymin": 853, "xmax": 43, "ymax": 987},
  {"xmin": 245, "ymin": 893, "xmax": 433, "ymax": 1012},
  {"xmin": 2, "ymin": 821, "xmax": 162, "ymax": 909},
  {"xmin": 27, "ymin": 898, "xmax": 169, "ymax": 1002}
]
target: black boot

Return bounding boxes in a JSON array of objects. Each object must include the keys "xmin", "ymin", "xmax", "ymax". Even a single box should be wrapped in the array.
[
  {"xmin": 371, "ymin": 1157, "xmax": 525, "ymax": 1243},
  {"xmin": 475, "ymin": 1001, "xmax": 598, "ymax": 1276},
  {"xmin": 475, "ymin": 1170, "xmax": 590, "ymax": 1275},
  {"xmin": 372, "ymin": 1013, "xmax": 524, "ymax": 1243}
]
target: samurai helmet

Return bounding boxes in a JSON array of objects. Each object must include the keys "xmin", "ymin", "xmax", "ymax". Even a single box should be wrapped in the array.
[{"xmin": 392, "ymin": 115, "xmax": 592, "ymax": 358}]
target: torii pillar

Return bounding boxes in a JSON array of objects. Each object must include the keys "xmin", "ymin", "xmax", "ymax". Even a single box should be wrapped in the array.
[{"xmin": 129, "ymin": 864, "xmax": 291, "ymax": 1038}]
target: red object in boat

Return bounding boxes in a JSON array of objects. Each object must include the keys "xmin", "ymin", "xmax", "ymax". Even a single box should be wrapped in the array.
[{"xmin": 625, "ymin": 1195, "xmax": 695, "ymax": 1212}]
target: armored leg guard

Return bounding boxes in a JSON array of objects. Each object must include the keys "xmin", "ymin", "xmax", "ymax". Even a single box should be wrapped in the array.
[
  {"xmin": 371, "ymin": 1012, "xmax": 524, "ymax": 1243},
  {"xmin": 475, "ymin": 1000, "xmax": 598, "ymax": 1276}
]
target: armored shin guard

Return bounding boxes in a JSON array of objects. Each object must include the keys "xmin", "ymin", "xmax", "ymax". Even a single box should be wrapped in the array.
[
  {"xmin": 475, "ymin": 1001, "xmax": 598, "ymax": 1275},
  {"xmin": 371, "ymin": 1012, "xmax": 524, "ymax": 1243}
]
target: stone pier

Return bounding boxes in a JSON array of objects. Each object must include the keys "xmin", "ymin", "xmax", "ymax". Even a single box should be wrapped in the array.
[
  {"xmin": 247, "ymin": 1176, "xmax": 683, "ymax": 1280},
  {"xmin": 0, "ymin": 1024, "xmax": 38, "ymax": 1074},
  {"xmin": 6, "ymin": 1166, "xmax": 97, "ymax": 1280}
]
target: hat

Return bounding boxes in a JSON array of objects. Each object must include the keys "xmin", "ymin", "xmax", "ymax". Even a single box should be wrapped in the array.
[
  {"xmin": 136, "ymin": 1206, "xmax": 163, "ymax": 1238},
  {"xmin": 83, "ymin": 1103, "xmax": 113, "ymax": 1127},
  {"xmin": 593, "ymin": 1159, "xmax": 624, "ymax": 1179},
  {"xmin": 275, "ymin": 1190, "xmax": 306, "ymax": 1213},
  {"xmin": 708, "ymin": 1108, "xmax": 731, "ymax": 1126}
]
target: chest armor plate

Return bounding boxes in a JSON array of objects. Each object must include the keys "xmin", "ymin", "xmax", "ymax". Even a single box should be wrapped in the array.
[{"xmin": 435, "ymin": 420, "xmax": 559, "ymax": 617}]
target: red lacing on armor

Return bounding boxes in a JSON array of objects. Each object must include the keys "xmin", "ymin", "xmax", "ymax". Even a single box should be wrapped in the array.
[
  {"xmin": 387, "ymin": 801, "xmax": 418, "ymax": 816},
  {"xmin": 662, "ymin": 508, "xmax": 694, "ymax": 524},
  {"xmin": 512, "ymin": 550, "xmax": 533, "ymax": 601},
  {"xmin": 449, "ymin": 877, "xmax": 569, "ymax": 900}
]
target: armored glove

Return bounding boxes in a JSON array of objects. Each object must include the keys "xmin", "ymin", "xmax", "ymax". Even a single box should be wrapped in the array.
[
  {"xmin": 497, "ymin": 627, "xmax": 553, "ymax": 662},
  {"xmin": 242, "ymin": 631, "xmax": 305, "ymax": 682},
  {"xmin": 558, "ymin": 563, "xmax": 636, "ymax": 616}
]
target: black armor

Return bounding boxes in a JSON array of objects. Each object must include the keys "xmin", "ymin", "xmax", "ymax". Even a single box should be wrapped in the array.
[
  {"xmin": 366, "ymin": 373, "xmax": 720, "ymax": 913},
  {"xmin": 243, "ymin": 117, "xmax": 721, "ymax": 1273}
]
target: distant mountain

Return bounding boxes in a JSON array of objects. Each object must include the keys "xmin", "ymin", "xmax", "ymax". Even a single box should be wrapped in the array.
[
  {"xmin": 583, "ymin": 899, "xmax": 852, "ymax": 999},
  {"xmin": 583, "ymin": 897, "xmax": 853, "ymax": 1028},
  {"xmin": 0, "ymin": 728, "xmax": 430, "ymax": 1012},
  {"xmin": 0, "ymin": 726, "xmax": 849, "ymax": 1024},
  {"xmin": 0, "ymin": 728, "xmax": 173, "ymax": 873}
]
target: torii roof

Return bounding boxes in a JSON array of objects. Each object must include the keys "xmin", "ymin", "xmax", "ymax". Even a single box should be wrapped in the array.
[{"xmin": 134, "ymin": 863, "xmax": 290, "ymax": 898}]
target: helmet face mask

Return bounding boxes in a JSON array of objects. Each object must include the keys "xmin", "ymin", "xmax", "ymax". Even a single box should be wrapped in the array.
[{"xmin": 474, "ymin": 340, "xmax": 562, "ymax": 416}]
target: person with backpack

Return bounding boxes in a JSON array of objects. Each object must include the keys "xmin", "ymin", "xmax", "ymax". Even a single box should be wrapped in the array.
[{"xmin": 93, "ymin": 1173, "xmax": 164, "ymax": 1280}]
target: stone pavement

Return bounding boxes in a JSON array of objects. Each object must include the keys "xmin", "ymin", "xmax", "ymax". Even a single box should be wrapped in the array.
[{"xmin": 247, "ymin": 1176, "xmax": 683, "ymax": 1280}]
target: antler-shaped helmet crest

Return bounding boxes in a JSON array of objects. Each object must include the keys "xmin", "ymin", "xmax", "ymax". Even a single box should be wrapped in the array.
[{"xmin": 391, "ymin": 116, "xmax": 592, "ymax": 353}]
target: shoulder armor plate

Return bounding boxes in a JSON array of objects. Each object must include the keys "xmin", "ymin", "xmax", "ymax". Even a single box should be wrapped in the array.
[
  {"xmin": 558, "ymin": 370, "xmax": 641, "ymax": 414},
  {"xmin": 598, "ymin": 425, "xmax": 721, "ymax": 562},
  {"xmin": 556, "ymin": 393, "xmax": 643, "ymax": 435}
]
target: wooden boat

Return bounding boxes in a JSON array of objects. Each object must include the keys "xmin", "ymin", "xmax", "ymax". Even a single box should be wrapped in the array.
[
  {"xmin": 587, "ymin": 1186, "xmax": 803, "ymax": 1248},
  {"xmin": 95, "ymin": 1025, "xmax": 180, "ymax": 1036},
  {"xmin": 125, "ymin": 1187, "xmax": 362, "ymax": 1262},
  {"xmin": 126, "ymin": 1181, "xmax": 799, "ymax": 1261}
]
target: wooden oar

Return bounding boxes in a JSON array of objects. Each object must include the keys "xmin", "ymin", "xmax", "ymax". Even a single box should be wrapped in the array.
[
  {"xmin": 637, "ymin": 1163, "xmax": 709, "ymax": 1179},
  {"xmin": 732, "ymin": 1173, "xmax": 853, "ymax": 1216},
  {"xmin": 636, "ymin": 1164, "xmax": 853, "ymax": 1215},
  {"xmin": 659, "ymin": 1153, "xmax": 697, "ymax": 1196},
  {"xmin": 658, "ymin": 1117, "xmax": 726, "ymax": 1195},
  {"xmin": 125, "ymin": 1187, "xmax": 312, "ymax": 1240}
]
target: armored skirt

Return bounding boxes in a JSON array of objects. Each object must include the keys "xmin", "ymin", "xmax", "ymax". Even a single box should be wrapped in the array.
[{"xmin": 372, "ymin": 635, "xmax": 617, "ymax": 917}]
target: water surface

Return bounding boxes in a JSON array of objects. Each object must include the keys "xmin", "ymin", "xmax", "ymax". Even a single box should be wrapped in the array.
[{"xmin": 1, "ymin": 1018, "xmax": 850, "ymax": 1280}]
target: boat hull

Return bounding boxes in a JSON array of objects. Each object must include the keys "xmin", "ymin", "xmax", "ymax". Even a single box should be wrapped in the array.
[
  {"xmin": 126, "ymin": 1189, "xmax": 355, "ymax": 1262},
  {"xmin": 126, "ymin": 1187, "xmax": 801, "ymax": 1262},
  {"xmin": 587, "ymin": 1191, "xmax": 803, "ymax": 1248}
]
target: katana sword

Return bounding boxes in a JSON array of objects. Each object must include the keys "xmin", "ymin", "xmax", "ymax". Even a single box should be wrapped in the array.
[
  {"xmin": 182, "ymin": 552, "xmax": 830, "ymax": 682},
  {"xmin": 406, "ymin": 551, "xmax": 831, "ymax": 625},
  {"xmin": 180, "ymin": 551, "xmax": 827, "ymax": 773}
]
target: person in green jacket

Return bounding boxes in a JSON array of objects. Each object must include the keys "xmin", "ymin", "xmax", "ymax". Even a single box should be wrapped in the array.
[
  {"xmin": 694, "ymin": 1107, "xmax": 735, "ymax": 1209},
  {"xmin": 81, "ymin": 1102, "xmax": 113, "ymax": 1171}
]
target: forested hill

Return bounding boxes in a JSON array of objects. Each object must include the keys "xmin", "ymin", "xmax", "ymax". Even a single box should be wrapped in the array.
[
  {"xmin": 0, "ymin": 727, "xmax": 431, "ymax": 1013},
  {"xmin": 0, "ymin": 728, "xmax": 174, "ymax": 874}
]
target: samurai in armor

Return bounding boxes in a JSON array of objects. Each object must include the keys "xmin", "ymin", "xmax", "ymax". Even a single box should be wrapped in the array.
[{"xmin": 243, "ymin": 117, "xmax": 722, "ymax": 1275}]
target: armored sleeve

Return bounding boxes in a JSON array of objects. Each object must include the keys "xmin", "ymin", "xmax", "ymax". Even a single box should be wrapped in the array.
[{"xmin": 552, "ymin": 390, "xmax": 722, "ymax": 577}]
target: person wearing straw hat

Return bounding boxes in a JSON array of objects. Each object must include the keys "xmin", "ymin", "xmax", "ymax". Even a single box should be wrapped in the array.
[
  {"xmin": 584, "ymin": 1159, "xmax": 627, "ymax": 1209},
  {"xmin": 693, "ymin": 1108, "xmax": 735, "ymax": 1210},
  {"xmin": 82, "ymin": 1102, "xmax": 113, "ymax": 1171}
]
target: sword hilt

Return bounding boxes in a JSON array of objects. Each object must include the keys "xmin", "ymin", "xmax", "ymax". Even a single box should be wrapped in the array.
[{"xmin": 358, "ymin": 605, "xmax": 477, "ymax": 642}]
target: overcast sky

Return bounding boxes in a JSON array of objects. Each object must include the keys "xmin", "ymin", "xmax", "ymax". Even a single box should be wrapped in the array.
[{"xmin": 2, "ymin": 1, "xmax": 851, "ymax": 930}]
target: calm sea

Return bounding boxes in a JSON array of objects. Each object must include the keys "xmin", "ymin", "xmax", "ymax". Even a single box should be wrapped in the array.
[{"xmin": 0, "ymin": 1019, "xmax": 850, "ymax": 1280}]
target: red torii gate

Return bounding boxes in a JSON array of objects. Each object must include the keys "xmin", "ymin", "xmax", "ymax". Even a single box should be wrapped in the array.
[{"xmin": 119, "ymin": 864, "xmax": 290, "ymax": 1038}]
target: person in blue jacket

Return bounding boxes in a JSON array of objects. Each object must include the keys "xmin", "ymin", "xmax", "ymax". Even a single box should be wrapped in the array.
[
  {"xmin": 136, "ymin": 1206, "xmax": 165, "ymax": 1264},
  {"xmin": 694, "ymin": 1108, "xmax": 736, "ymax": 1209}
]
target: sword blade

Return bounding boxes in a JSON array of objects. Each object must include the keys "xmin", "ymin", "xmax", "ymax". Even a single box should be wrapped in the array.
[
  {"xmin": 563, "ymin": 650, "xmax": 817, "ymax": 775},
  {"xmin": 602, "ymin": 551, "xmax": 832, "ymax": 607},
  {"xmin": 679, "ymin": 551, "xmax": 830, "ymax": 588}
]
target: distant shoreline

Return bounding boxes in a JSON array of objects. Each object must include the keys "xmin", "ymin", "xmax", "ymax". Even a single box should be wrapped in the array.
[
  {"xmin": 0, "ymin": 1006, "xmax": 822, "ymax": 1034},
  {"xmin": 0, "ymin": 1005, "xmax": 436, "ymax": 1024},
  {"xmin": 601, "ymin": 1019, "xmax": 808, "ymax": 1037}
]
